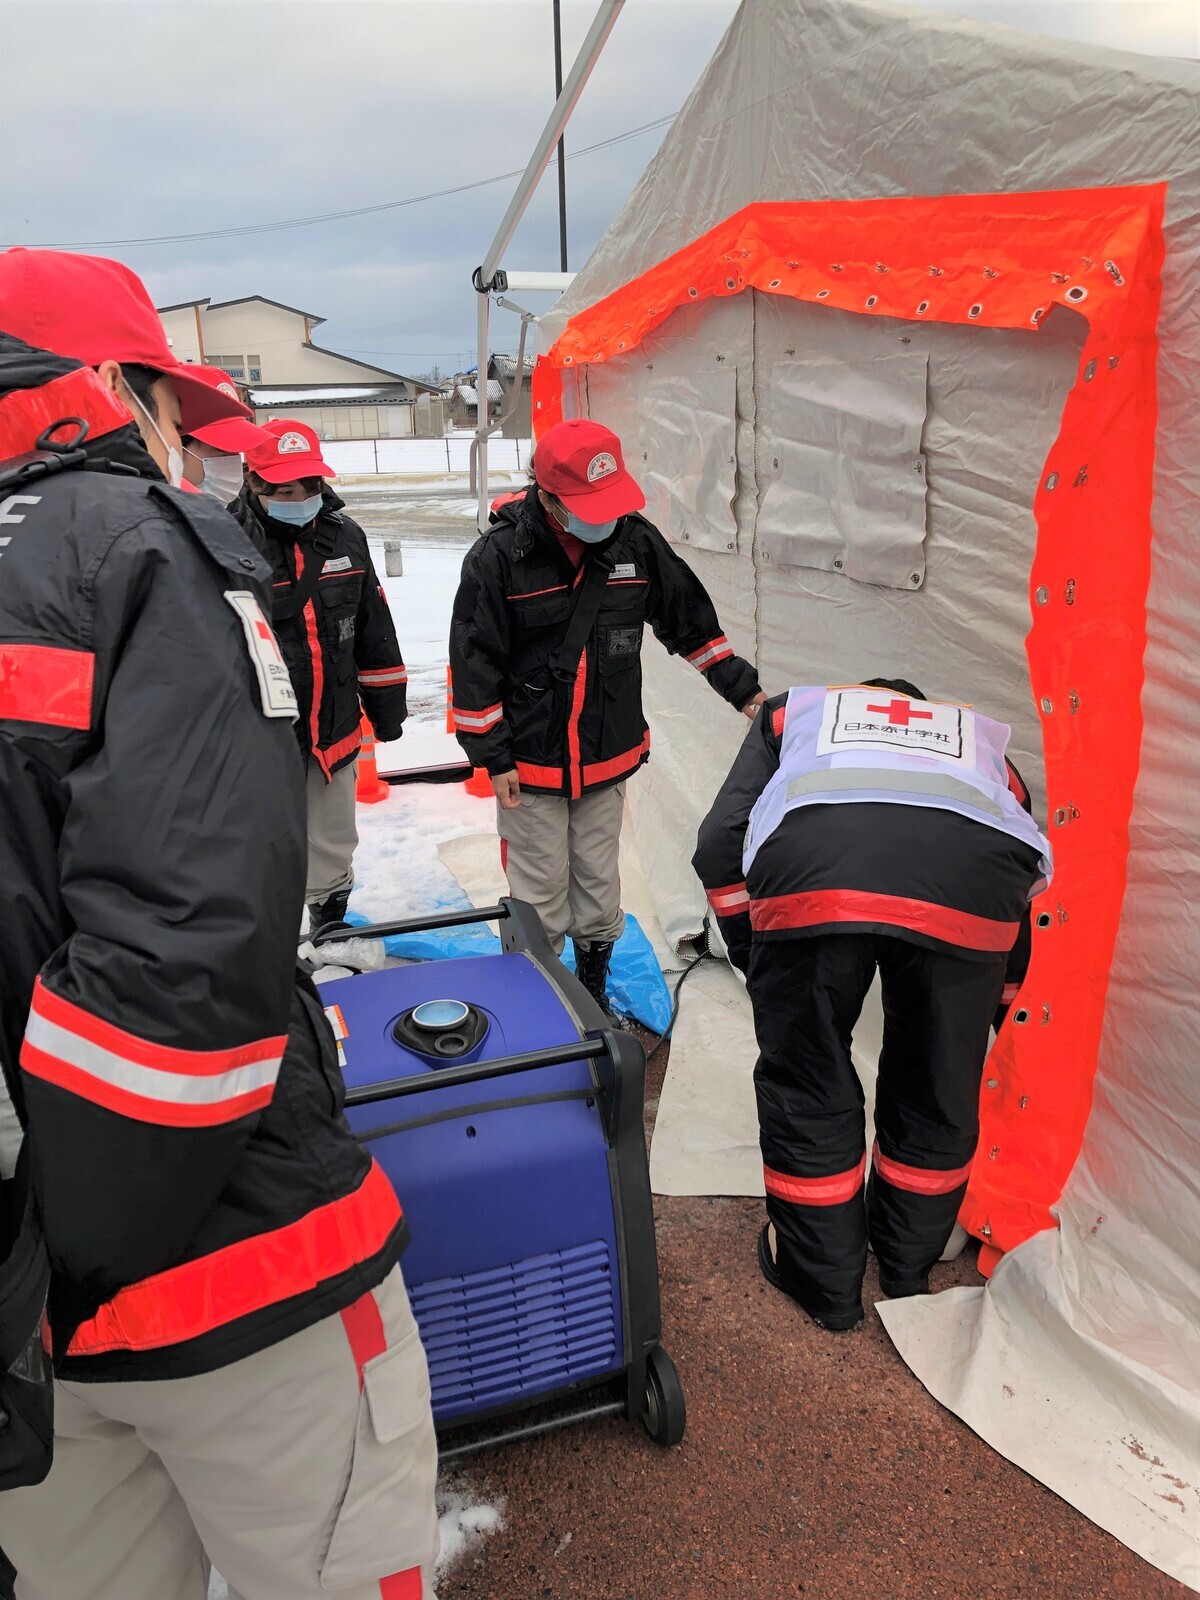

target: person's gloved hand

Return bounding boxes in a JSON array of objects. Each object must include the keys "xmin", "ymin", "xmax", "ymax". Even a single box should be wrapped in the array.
[
  {"xmin": 742, "ymin": 691, "xmax": 768, "ymax": 721},
  {"xmin": 492, "ymin": 769, "xmax": 521, "ymax": 809}
]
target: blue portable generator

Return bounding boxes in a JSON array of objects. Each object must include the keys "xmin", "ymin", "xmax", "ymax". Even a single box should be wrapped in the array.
[{"xmin": 312, "ymin": 899, "xmax": 685, "ymax": 1457}]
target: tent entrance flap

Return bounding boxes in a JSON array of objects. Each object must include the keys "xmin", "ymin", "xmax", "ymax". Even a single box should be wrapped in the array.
[{"xmin": 534, "ymin": 186, "xmax": 1166, "ymax": 1263}]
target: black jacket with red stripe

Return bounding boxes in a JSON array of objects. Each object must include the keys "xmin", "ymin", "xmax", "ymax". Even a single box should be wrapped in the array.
[
  {"xmin": 231, "ymin": 487, "xmax": 407, "ymax": 779},
  {"xmin": 0, "ymin": 337, "xmax": 406, "ymax": 1380},
  {"xmin": 694, "ymin": 692, "xmax": 1042, "ymax": 991},
  {"xmin": 449, "ymin": 487, "xmax": 760, "ymax": 797}
]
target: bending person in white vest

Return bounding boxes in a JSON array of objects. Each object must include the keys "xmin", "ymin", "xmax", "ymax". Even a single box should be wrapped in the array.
[{"xmin": 693, "ymin": 679, "xmax": 1050, "ymax": 1332}]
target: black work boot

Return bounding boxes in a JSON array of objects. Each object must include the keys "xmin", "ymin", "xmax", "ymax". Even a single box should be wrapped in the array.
[
  {"xmin": 572, "ymin": 939, "xmax": 623, "ymax": 1024},
  {"xmin": 307, "ymin": 887, "xmax": 352, "ymax": 936}
]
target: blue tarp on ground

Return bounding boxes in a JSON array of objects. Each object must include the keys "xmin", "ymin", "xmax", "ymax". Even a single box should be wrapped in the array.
[{"xmin": 344, "ymin": 906, "xmax": 671, "ymax": 1034}]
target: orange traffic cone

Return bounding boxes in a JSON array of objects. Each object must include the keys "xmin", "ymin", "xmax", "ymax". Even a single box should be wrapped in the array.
[
  {"xmin": 356, "ymin": 715, "xmax": 389, "ymax": 804},
  {"xmin": 447, "ymin": 665, "xmax": 494, "ymax": 798}
]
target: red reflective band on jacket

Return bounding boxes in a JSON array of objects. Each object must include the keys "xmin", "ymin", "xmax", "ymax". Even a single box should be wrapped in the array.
[
  {"xmin": 453, "ymin": 702, "xmax": 503, "ymax": 733},
  {"xmin": 0, "ymin": 366, "xmax": 133, "ymax": 460},
  {"xmin": 515, "ymin": 759, "xmax": 562, "ymax": 788},
  {"xmin": 358, "ymin": 665, "xmax": 408, "ymax": 687},
  {"xmin": 297, "ymin": 548, "xmax": 327, "ymax": 774},
  {"xmin": 583, "ymin": 731, "xmax": 650, "ymax": 787},
  {"xmin": 764, "ymin": 1159, "xmax": 866, "ymax": 1206},
  {"xmin": 0, "ymin": 644, "xmax": 95, "ymax": 730},
  {"xmin": 1001, "ymin": 983, "xmax": 1021, "ymax": 1005},
  {"xmin": 505, "ymin": 584, "xmax": 568, "ymax": 602},
  {"xmin": 21, "ymin": 979, "xmax": 284, "ymax": 1128},
  {"xmin": 706, "ymin": 881, "xmax": 750, "ymax": 917},
  {"xmin": 320, "ymin": 726, "xmax": 364, "ymax": 770},
  {"xmin": 872, "ymin": 1143, "xmax": 973, "ymax": 1196},
  {"xmin": 566, "ymin": 649, "xmax": 588, "ymax": 799},
  {"xmin": 749, "ymin": 889, "xmax": 1019, "ymax": 953},
  {"xmin": 771, "ymin": 705, "xmax": 786, "ymax": 738},
  {"xmin": 338, "ymin": 1294, "xmax": 424, "ymax": 1600},
  {"xmin": 67, "ymin": 1159, "xmax": 403, "ymax": 1356},
  {"xmin": 686, "ymin": 636, "xmax": 734, "ymax": 671}
]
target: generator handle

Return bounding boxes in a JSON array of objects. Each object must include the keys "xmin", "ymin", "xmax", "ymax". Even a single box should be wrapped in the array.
[
  {"xmin": 343, "ymin": 1032, "xmax": 611, "ymax": 1107},
  {"xmin": 312, "ymin": 904, "xmax": 508, "ymax": 945}
]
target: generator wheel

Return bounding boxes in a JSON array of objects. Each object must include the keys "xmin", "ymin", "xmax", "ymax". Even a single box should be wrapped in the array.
[{"xmin": 641, "ymin": 1345, "xmax": 686, "ymax": 1447}]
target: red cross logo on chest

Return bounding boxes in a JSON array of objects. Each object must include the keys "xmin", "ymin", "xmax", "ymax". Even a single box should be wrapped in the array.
[{"xmin": 868, "ymin": 697, "xmax": 933, "ymax": 727}]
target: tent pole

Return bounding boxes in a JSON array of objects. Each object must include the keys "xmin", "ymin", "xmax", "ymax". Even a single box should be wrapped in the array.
[
  {"xmin": 472, "ymin": 0, "xmax": 625, "ymax": 531},
  {"xmin": 554, "ymin": 0, "xmax": 568, "ymax": 273}
]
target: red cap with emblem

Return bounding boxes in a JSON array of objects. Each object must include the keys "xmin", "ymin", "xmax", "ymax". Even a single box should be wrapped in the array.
[
  {"xmin": 0, "ymin": 248, "xmax": 253, "ymax": 434},
  {"xmin": 534, "ymin": 418, "xmax": 645, "ymax": 522},
  {"xmin": 245, "ymin": 417, "xmax": 335, "ymax": 484},
  {"xmin": 182, "ymin": 365, "xmax": 271, "ymax": 453}
]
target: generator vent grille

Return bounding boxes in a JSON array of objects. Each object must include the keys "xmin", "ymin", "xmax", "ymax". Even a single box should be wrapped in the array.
[{"xmin": 411, "ymin": 1240, "xmax": 620, "ymax": 1419}]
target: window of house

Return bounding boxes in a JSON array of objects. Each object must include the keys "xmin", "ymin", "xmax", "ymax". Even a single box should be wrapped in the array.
[{"xmin": 207, "ymin": 354, "xmax": 246, "ymax": 380}]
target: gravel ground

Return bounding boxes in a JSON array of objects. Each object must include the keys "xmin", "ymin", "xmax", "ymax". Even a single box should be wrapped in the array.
[{"xmin": 438, "ymin": 1030, "xmax": 1189, "ymax": 1600}]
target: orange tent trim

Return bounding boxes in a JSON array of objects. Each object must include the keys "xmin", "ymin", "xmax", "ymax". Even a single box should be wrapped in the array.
[{"xmin": 532, "ymin": 186, "xmax": 1166, "ymax": 1260}]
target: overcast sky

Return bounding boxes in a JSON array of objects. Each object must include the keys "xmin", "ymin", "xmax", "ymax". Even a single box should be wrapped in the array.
[{"xmin": 0, "ymin": 0, "xmax": 1194, "ymax": 380}]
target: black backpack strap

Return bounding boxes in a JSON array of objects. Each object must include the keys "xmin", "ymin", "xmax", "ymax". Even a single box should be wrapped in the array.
[
  {"xmin": 273, "ymin": 521, "xmax": 339, "ymax": 621},
  {"xmin": 548, "ymin": 555, "xmax": 613, "ymax": 681}
]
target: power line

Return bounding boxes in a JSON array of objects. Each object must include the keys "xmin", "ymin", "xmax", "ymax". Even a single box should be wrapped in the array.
[{"xmin": 36, "ymin": 114, "xmax": 677, "ymax": 252}]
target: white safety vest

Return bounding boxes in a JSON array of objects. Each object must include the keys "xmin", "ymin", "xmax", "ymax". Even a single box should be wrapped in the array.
[{"xmin": 743, "ymin": 686, "xmax": 1052, "ymax": 885}]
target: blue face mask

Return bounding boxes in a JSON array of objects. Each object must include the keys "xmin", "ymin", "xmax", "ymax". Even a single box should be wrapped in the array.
[
  {"xmin": 554, "ymin": 501, "xmax": 619, "ymax": 543},
  {"xmin": 266, "ymin": 493, "xmax": 323, "ymax": 527}
]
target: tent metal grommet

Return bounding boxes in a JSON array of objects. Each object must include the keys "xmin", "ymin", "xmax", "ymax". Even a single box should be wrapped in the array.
[
  {"xmin": 1108, "ymin": 355, "xmax": 1121, "ymax": 369},
  {"xmin": 1036, "ymin": 912, "xmax": 1053, "ymax": 929},
  {"xmin": 1066, "ymin": 285, "xmax": 1088, "ymax": 303},
  {"xmin": 865, "ymin": 295, "xmax": 878, "ymax": 308},
  {"xmin": 968, "ymin": 303, "xmax": 983, "ymax": 319},
  {"xmin": 1045, "ymin": 472, "xmax": 1059, "ymax": 490},
  {"xmin": 1040, "ymin": 697, "xmax": 1053, "ymax": 713},
  {"xmin": 1013, "ymin": 1009, "xmax": 1030, "ymax": 1025},
  {"xmin": 986, "ymin": 1078, "xmax": 999, "ymax": 1089},
  {"xmin": 1054, "ymin": 808, "xmax": 1068, "ymax": 827},
  {"xmin": 1105, "ymin": 260, "xmax": 1125, "ymax": 285},
  {"xmin": 1042, "ymin": 1005, "xmax": 1052, "ymax": 1025},
  {"xmin": 1031, "ymin": 307, "xmax": 1046, "ymax": 324},
  {"xmin": 1083, "ymin": 359, "xmax": 1097, "ymax": 381},
  {"xmin": 909, "ymin": 572, "xmax": 921, "ymax": 586},
  {"xmin": 988, "ymin": 1146, "xmax": 1000, "ymax": 1160},
  {"xmin": 916, "ymin": 300, "xmax": 929, "ymax": 314},
  {"xmin": 928, "ymin": 265, "xmax": 944, "ymax": 277},
  {"xmin": 769, "ymin": 278, "xmax": 781, "ymax": 289},
  {"xmin": 1036, "ymin": 586, "xmax": 1050, "ymax": 605},
  {"xmin": 833, "ymin": 558, "xmax": 844, "ymax": 570},
  {"xmin": 1066, "ymin": 578, "xmax": 1076, "ymax": 604},
  {"xmin": 875, "ymin": 262, "xmax": 889, "ymax": 273},
  {"xmin": 816, "ymin": 289, "xmax": 830, "ymax": 299}
]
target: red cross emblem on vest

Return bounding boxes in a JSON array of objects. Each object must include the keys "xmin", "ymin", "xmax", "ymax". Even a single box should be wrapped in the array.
[{"xmin": 867, "ymin": 697, "xmax": 933, "ymax": 727}]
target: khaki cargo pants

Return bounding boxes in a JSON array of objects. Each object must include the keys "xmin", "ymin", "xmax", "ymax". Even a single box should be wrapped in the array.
[
  {"xmin": 307, "ymin": 758, "xmax": 359, "ymax": 904},
  {"xmin": 497, "ymin": 782, "xmax": 627, "ymax": 954},
  {"xmin": 0, "ymin": 1268, "xmax": 439, "ymax": 1600}
]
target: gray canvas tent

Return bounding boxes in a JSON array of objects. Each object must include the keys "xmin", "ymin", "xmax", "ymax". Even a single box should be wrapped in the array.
[{"xmin": 534, "ymin": 0, "xmax": 1199, "ymax": 1586}]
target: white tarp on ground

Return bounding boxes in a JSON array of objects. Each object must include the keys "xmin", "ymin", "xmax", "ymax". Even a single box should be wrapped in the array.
[{"xmin": 538, "ymin": 0, "xmax": 1200, "ymax": 1586}]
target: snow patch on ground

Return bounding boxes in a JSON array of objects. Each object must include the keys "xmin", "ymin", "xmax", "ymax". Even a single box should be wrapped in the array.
[
  {"xmin": 435, "ymin": 1479, "xmax": 506, "ymax": 1583},
  {"xmin": 349, "ymin": 782, "xmax": 493, "ymax": 928}
]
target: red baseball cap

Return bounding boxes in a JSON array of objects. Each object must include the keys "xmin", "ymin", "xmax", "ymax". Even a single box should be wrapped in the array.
[
  {"xmin": 0, "ymin": 248, "xmax": 253, "ymax": 434},
  {"xmin": 246, "ymin": 418, "xmax": 335, "ymax": 484},
  {"xmin": 534, "ymin": 418, "xmax": 644, "ymax": 522},
  {"xmin": 181, "ymin": 366, "xmax": 268, "ymax": 453}
]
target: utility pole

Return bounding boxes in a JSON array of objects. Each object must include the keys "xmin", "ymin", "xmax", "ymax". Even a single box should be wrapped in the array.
[{"xmin": 553, "ymin": 0, "xmax": 568, "ymax": 272}]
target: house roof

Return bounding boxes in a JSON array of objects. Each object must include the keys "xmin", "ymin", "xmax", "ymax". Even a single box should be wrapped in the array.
[
  {"xmin": 302, "ymin": 342, "xmax": 436, "ymax": 390},
  {"xmin": 157, "ymin": 297, "xmax": 211, "ymax": 314},
  {"xmin": 205, "ymin": 295, "xmax": 328, "ymax": 326}
]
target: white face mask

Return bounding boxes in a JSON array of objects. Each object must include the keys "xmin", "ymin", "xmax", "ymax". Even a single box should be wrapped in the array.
[
  {"xmin": 193, "ymin": 453, "xmax": 244, "ymax": 504},
  {"xmin": 124, "ymin": 383, "xmax": 184, "ymax": 489}
]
